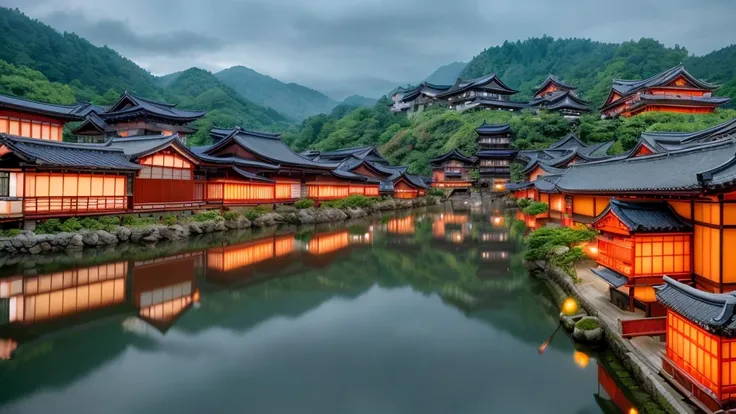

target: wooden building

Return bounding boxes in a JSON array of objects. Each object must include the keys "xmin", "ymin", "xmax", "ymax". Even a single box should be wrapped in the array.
[
  {"xmin": 474, "ymin": 122, "xmax": 516, "ymax": 191},
  {"xmin": 600, "ymin": 65, "xmax": 730, "ymax": 119},
  {"xmin": 656, "ymin": 277, "xmax": 736, "ymax": 413},
  {"xmin": 0, "ymin": 94, "xmax": 89, "ymax": 141},
  {"xmin": 436, "ymin": 74, "xmax": 526, "ymax": 112},
  {"xmin": 72, "ymin": 92, "xmax": 206, "ymax": 144},
  {"xmin": 591, "ymin": 199, "xmax": 692, "ymax": 314},
  {"xmin": 429, "ymin": 149, "xmax": 474, "ymax": 190},
  {"xmin": 0, "ymin": 134, "xmax": 140, "ymax": 221},
  {"xmin": 528, "ymin": 76, "xmax": 590, "ymax": 119},
  {"xmin": 390, "ymin": 82, "xmax": 452, "ymax": 113}
]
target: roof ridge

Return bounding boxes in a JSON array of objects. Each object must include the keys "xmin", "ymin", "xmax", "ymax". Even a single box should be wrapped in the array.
[
  {"xmin": 0, "ymin": 133, "xmax": 126, "ymax": 152},
  {"xmin": 0, "ymin": 93, "xmax": 82, "ymax": 110}
]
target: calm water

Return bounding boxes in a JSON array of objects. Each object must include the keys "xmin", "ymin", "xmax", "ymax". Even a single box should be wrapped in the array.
[{"xmin": 0, "ymin": 202, "xmax": 636, "ymax": 414}]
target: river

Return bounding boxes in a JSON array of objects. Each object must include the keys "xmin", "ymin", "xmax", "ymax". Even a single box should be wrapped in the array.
[{"xmin": 0, "ymin": 202, "xmax": 647, "ymax": 414}]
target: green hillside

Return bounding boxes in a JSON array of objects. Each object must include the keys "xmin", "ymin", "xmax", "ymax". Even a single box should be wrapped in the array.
[{"xmin": 215, "ymin": 66, "xmax": 338, "ymax": 120}]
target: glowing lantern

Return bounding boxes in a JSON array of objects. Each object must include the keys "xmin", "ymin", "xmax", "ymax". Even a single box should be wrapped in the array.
[
  {"xmin": 492, "ymin": 216, "xmax": 503, "ymax": 225},
  {"xmin": 562, "ymin": 298, "xmax": 579, "ymax": 315},
  {"xmin": 573, "ymin": 351, "xmax": 590, "ymax": 368},
  {"xmin": 628, "ymin": 409, "xmax": 639, "ymax": 414}
]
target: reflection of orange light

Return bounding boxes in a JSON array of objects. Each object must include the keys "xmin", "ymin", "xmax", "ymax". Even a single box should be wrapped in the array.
[
  {"xmin": 628, "ymin": 409, "xmax": 638, "ymax": 414},
  {"xmin": 493, "ymin": 216, "xmax": 503, "ymax": 225},
  {"xmin": 562, "ymin": 298, "xmax": 578, "ymax": 315},
  {"xmin": 0, "ymin": 339, "xmax": 18, "ymax": 360},
  {"xmin": 388, "ymin": 216, "xmax": 415, "ymax": 234},
  {"xmin": 193, "ymin": 289, "xmax": 200, "ymax": 303},
  {"xmin": 573, "ymin": 351, "xmax": 590, "ymax": 368}
]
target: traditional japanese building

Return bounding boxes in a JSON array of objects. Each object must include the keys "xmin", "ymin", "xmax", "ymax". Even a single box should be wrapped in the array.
[
  {"xmin": 516, "ymin": 134, "xmax": 612, "ymax": 182},
  {"xmin": 591, "ymin": 199, "xmax": 692, "ymax": 315},
  {"xmin": 656, "ymin": 277, "xmax": 736, "ymax": 413},
  {"xmin": 474, "ymin": 122, "xmax": 516, "ymax": 191},
  {"xmin": 72, "ymin": 92, "xmax": 206, "ymax": 143},
  {"xmin": 600, "ymin": 65, "xmax": 730, "ymax": 119},
  {"xmin": 390, "ymin": 82, "xmax": 452, "ymax": 113},
  {"xmin": 0, "ymin": 93, "xmax": 88, "ymax": 141},
  {"xmin": 0, "ymin": 134, "xmax": 140, "ymax": 221},
  {"xmin": 528, "ymin": 76, "xmax": 590, "ymax": 119},
  {"xmin": 429, "ymin": 149, "xmax": 474, "ymax": 190},
  {"xmin": 436, "ymin": 74, "xmax": 526, "ymax": 112}
]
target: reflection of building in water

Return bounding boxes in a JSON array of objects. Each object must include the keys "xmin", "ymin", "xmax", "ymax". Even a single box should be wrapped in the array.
[
  {"xmin": 596, "ymin": 362, "xmax": 637, "ymax": 414},
  {"xmin": 0, "ymin": 338, "xmax": 17, "ymax": 360},
  {"xmin": 0, "ymin": 262, "xmax": 127, "ymax": 324},
  {"xmin": 349, "ymin": 232, "xmax": 372, "ymax": 245},
  {"xmin": 207, "ymin": 235, "xmax": 295, "ymax": 273},
  {"xmin": 432, "ymin": 213, "xmax": 469, "ymax": 239},
  {"xmin": 480, "ymin": 251, "xmax": 510, "ymax": 261},
  {"xmin": 133, "ymin": 253, "xmax": 202, "ymax": 331},
  {"xmin": 308, "ymin": 231, "xmax": 350, "ymax": 255},
  {"xmin": 481, "ymin": 232, "xmax": 508, "ymax": 242},
  {"xmin": 387, "ymin": 216, "xmax": 415, "ymax": 235}
]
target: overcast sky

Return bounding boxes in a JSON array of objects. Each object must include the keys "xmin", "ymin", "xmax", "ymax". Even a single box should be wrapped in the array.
[{"xmin": 6, "ymin": 0, "xmax": 736, "ymax": 98}]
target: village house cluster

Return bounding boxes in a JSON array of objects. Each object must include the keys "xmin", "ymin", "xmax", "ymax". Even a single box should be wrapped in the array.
[
  {"xmin": 0, "ymin": 92, "xmax": 431, "ymax": 227},
  {"xmin": 390, "ymin": 65, "xmax": 730, "ymax": 120},
  {"xmin": 508, "ymin": 111, "xmax": 736, "ymax": 411}
]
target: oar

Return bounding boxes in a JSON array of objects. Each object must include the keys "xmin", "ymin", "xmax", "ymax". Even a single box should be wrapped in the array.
[{"xmin": 538, "ymin": 323, "xmax": 563, "ymax": 354}]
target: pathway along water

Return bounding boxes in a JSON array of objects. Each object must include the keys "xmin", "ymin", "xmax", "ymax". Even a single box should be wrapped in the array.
[{"xmin": 0, "ymin": 202, "xmax": 654, "ymax": 414}]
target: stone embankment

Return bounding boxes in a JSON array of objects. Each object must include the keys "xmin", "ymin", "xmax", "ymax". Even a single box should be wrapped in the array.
[{"xmin": 0, "ymin": 197, "xmax": 436, "ymax": 256}]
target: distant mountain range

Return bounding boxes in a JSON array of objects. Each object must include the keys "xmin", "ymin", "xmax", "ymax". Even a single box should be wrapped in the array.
[{"xmin": 423, "ymin": 62, "xmax": 467, "ymax": 85}]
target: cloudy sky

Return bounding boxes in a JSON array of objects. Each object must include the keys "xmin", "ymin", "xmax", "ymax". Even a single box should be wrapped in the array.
[{"xmin": 6, "ymin": 0, "xmax": 736, "ymax": 98}]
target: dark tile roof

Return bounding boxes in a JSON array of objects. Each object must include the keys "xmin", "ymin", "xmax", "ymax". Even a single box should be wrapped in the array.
[
  {"xmin": 0, "ymin": 93, "xmax": 86, "ymax": 121},
  {"xmin": 505, "ymin": 181, "xmax": 534, "ymax": 191},
  {"xmin": 429, "ymin": 148, "xmax": 474, "ymax": 165},
  {"xmin": 102, "ymin": 92, "xmax": 206, "ymax": 123},
  {"xmin": 0, "ymin": 134, "xmax": 141, "ymax": 171},
  {"xmin": 476, "ymin": 150, "xmax": 517, "ymax": 158},
  {"xmin": 591, "ymin": 267, "xmax": 628, "ymax": 288},
  {"xmin": 656, "ymin": 276, "xmax": 736, "ymax": 337},
  {"xmin": 231, "ymin": 167, "xmax": 274, "ymax": 183},
  {"xmin": 555, "ymin": 139, "xmax": 736, "ymax": 194},
  {"xmin": 533, "ymin": 175, "xmax": 562, "ymax": 193},
  {"xmin": 206, "ymin": 127, "xmax": 338, "ymax": 170},
  {"xmin": 641, "ymin": 117, "xmax": 736, "ymax": 144},
  {"xmin": 311, "ymin": 146, "xmax": 388, "ymax": 164},
  {"xmin": 397, "ymin": 82, "xmax": 453, "ymax": 102},
  {"xmin": 404, "ymin": 173, "xmax": 429, "ymax": 189},
  {"xmin": 601, "ymin": 65, "xmax": 722, "ymax": 110},
  {"xmin": 475, "ymin": 122, "xmax": 511, "ymax": 135},
  {"xmin": 106, "ymin": 134, "xmax": 199, "ymax": 163},
  {"xmin": 437, "ymin": 73, "xmax": 518, "ymax": 98},
  {"xmin": 543, "ymin": 91, "xmax": 591, "ymax": 112},
  {"xmin": 631, "ymin": 95, "xmax": 730, "ymax": 111},
  {"xmin": 533, "ymin": 75, "xmax": 577, "ymax": 97},
  {"xmin": 549, "ymin": 133, "xmax": 586, "ymax": 150},
  {"xmin": 599, "ymin": 199, "xmax": 692, "ymax": 233}
]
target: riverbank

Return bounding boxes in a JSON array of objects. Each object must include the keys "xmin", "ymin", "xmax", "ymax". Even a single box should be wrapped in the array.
[
  {"xmin": 526, "ymin": 259, "xmax": 695, "ymax": 414},
  {"xmin": 0, "ymin": 196, "xmax": 439, "ymax": 256}
]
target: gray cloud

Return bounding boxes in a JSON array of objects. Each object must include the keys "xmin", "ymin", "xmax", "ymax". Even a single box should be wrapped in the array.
[{"xmin": 5, "ymin": 0, "xmax": 736, "ymax": 99}]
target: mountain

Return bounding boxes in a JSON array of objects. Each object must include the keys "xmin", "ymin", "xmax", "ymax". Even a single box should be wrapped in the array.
[
  {"xmin": 423, "ymin": 62, "xmax": 466, "ymax": 85},
  {"xmin": 308, "ymin": 77, "xmax": 407, "ymax": 101},
  {"xmin": 341, "ymin": 95, "xmax": 377, "ymax": 108},
  {"xmin": 686, "ymin": 44, "xmax": 736, "ymax": 101},
  {"xmin": 215, "ymin": 66, "xmax": 338, "ymax": 121},
  {"xmin": 0, "ymin": 7, "xmax": 292, "ymax": 145}
]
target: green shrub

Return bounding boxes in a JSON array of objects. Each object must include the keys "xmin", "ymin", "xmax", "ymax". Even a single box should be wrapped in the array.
[
  {"xmin": 522, "ymin": 201, "xmax": 549, "ymax": 216},
  {"xmin": 524, "ymin": 226, "xmax": 598, "ymax": 280},
  {"xmin": 321, "ymin": 195, "xmax": 377, "ymax": 210},
  {"xmin": 222, "ymin": 211, "xmax": 239, "ymax": 221},
  {"xmin": 98, "ymin": 216, "xmax": 121, "ymax": 228},
  {"xmin": 0, "ymin": 228, "xmax": 21, "ymax": 237},
  {"xmin": 36, "ymin": 218, "xmax": 62, "ymax": 234},
  {"xmin": 294, "ymin": 199, "xmax": 316, "ymax": 209},
  {"xmin": 575, "ymin": 318, "xmax": 600, "ymax": 331},
  {"xmin": 122, "ymin": 215, "xmax": 156, "ymax": 227},
  {"xmin": 79, "ymin": 217, "xmax": 105, "ymax": 231},
  {"xmin": 516, "ymin": 198, "xmax": 532, "ymax": 208},
  {"xmin": 161, "ymin": 215, "xmax": 178, "ymax": 226},
  {"xmin": 428, "ymin": 188, "xmax": 445, "ymax": 197},
  {"xmin": 192, "ymin": 210, "xmax": 221, "ymax": 222}
]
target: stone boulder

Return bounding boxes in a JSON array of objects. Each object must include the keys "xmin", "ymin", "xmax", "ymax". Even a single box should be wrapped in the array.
[
  {"xmin": 297, "ymin": 209, "xmax": 316, "ymax": 224},
  {"xmin": 131, "ymin": 226, "xmax": 160, "ymax": 243},
  {"xmin": 96, "ymin": 230, "xmax": 118, "ymax": 245},
  {"xmin": 225, "ymin": 215, "xmax": 251, "ymax": 230},
  {"xmin": 275, "ymin": 205, "xmax": 297, "ymax": 214},
  {"xmin": 560, "ymin": 313, "xmax": 586, "ymax": 332},
  {"xmin": 188, "ymin": 222, "xmax": 204, "ymax": 234},
  {"xmin": 314, "ymin": 208, "xmax": 347, "ymax": 224},
  {"xmin": 253, "ymin": 213, "xmax": 284, "ymax": 227},
  {"xmin": 159, "ymin": 225, "xmax": 189, "ymax": 241},
  {"xmin": 572, "ymin": 316, "xmax": 604, "ymax": 344},
  {"xmin": 114, "ymin": 226, "xmax": 132, "ymax": 242},
  {"xmin": 345, "ymin": 207, "xmax": 366, "ymax": 219},
  {"xmin": 80, "ymin": 231, "xmax": 100, "ymax": 247},
  {"xmin": 66, "ymin": 234, "xmax": 84, "ymax": 251}
]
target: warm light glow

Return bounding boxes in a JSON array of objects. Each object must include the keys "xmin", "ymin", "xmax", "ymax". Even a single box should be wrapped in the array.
[
  {"xmin": 193, "ymin": 289, "xmax": 200, "ymax": 303},
  {"xmin": 573, "ymin": 351, "xmax": 590, "ymax": 368},
  {"xmin": 562, "ymin": 298, "xmax": 579, "ymax": 315},
  {"xmin": 493, "ymin": 216, "xmax": 503, "ymax": 225},
  {"xmin": 629, "ymin": 409, "xmax": 639, "ymax": 414},
  {"xmin": 308, "ymin": 231, "xmax": 350, "ymax": 255},
  {"xmin": 0, "ymin": 339, "xmax": 17, "ymax": 360}
]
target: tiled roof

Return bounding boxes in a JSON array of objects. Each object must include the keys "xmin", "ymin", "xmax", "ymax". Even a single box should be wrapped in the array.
[
  {"xmin": 107, "ymin": 134, "xmax": 198, "ymax": 161},
  {"xmin": 549, "ymin": 133, "xmax": 586, "ymax": 150},
  {"xmin": 600, "ymin": 199, "xmax": 692, "ymax": 233},
  {"xmin": 543, "ymin": 91, "xmax": 591, "ymax": 112},
  {"xmin": 438, "ymin": 73, "xmax": 519, "ymax": 98},
  {"xmin": 641, "ymin": 118, "xmax": 736, "ymax": 144},
  {"xmin": 0, "ymin": 134, "xmax": 140, "ymax": 170},
  {"xmin": 533, "ymin": 75, "xmax": 577, "ymax": 96},
  {"xmin": 656, "ymin": 276, "xmax": 736, "ymax": 337},
  {"xmin": 102, "ymin": 92, "xmax": 206, "ymax": 122},
  {"xmin": 591, "ymin": 267, "xmax": 628, "ymax": 288},
  {"xmin": 555, "ymin": 139, "xmax": 736, "ymax": 194},
  {"xmin": 464, "ymin": 98, "xmax": 528, "ymax": 111},
  {"xmin": 231, "ymin": 167, "xmax": 274, "ymax": 183},
  {"xmin": 0, "ymin": 93, "xmax": 86, "ymax": 121},
  {"xmin": 475, "ymin": 122, "xmax": 511, "ymax": 135},
  {"xmin": 429, "ymin": 148, "xmax": 474, "ymax": 165}
]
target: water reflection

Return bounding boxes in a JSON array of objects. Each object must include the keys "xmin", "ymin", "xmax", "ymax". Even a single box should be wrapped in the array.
[{"xmin": 0, "ymin": 203, "xmax": 636, "ymax": 413}]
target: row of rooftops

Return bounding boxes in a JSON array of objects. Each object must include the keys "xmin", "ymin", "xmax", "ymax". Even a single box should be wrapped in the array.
[
  {"xmin": 395, "ymin": 65, "xmax": 731, "ymax": 116},
  {"xmin": 509, "ymin": 115, "xmax": 736, "ymax": 195}
]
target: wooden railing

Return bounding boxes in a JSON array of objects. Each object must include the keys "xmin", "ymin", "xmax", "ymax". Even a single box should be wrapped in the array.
[
  {"xmin": 24, "ymin": 196, "xmax": 127, "ymax": 216},
  {"xmin": 619, "ymin": 317, "xmax": 666, "ymax": 338}
]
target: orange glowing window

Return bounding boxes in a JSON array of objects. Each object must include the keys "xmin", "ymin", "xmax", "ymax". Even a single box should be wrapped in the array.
[
  {"xmin": 275, "ymin": 183, "xmax": 292, "ymax": 199},
  {"xmin": 666, "ymin": 312, "xmax": 720, "ymax": 397}
]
